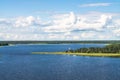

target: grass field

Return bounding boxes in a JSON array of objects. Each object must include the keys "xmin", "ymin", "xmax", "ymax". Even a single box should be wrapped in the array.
[{"xmin": 32, "ymin": 52, "xmax": 120, "ymax": 57}]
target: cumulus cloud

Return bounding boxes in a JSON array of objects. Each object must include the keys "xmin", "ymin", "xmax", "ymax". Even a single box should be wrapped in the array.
[
  {"xmin": 0, "ymin": 12, "xmax": 120, "ymax": 40},
  {"xmin": 113, "ymin": 29, "xmax": 120, "ymax": 37},
  {"xmin": 74, "ymin": 14, "xmax": 113, "ymax": 31},
  {"xmin": 80, "ymin": 3, "xmax": 112, "ymax": 7},
  {"xmin": 53, "ymin": 12, "xmax": 76, "ymax": 25},
  {"xmin": 0, "ymin": 18, "xmax": 11, "ymax": 25},
  {"xmin": 43, "ymin": 12, "xmax": 76, "ymax": 33},
  {"xmin": 14, "ymin": 16, "xmax": 35, "ymax": 27}
]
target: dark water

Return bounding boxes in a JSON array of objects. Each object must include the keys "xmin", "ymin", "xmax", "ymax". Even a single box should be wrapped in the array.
[{"xmin": 0, "ymin": 44, "xmax": 120, "ymax": 80}]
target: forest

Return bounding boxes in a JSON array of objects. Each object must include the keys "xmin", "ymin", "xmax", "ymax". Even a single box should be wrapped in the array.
[{"xmin": 66, "ymin": 44, "xmax": 120, "ymax": 53}]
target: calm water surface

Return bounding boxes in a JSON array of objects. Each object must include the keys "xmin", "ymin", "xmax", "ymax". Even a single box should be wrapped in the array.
[{"xmin": 0, "ymin": 44, "xmax": 120, "ymax": 80}]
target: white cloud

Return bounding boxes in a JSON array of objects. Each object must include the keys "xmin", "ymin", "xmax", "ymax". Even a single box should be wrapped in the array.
[
  {"xmin": 74, "ymin": 13, "xmax": 113, "ymax": 31},
  {"xmin": 114, "ymin": 19, "xmax": 120, "ymax": 26},
  {"xmin": 0, "ymin": 12, "xmax": 120, "ymax": 40},
  {"xmin": 14, "ymin": 16, "xmax": 38, "ymax": 27},
  {"xmin": 80, "ymin": 3, "xmax": 112, "ymax": 7},
  {"xmin": 113, "ymin": 29, "xmax": 120, "ymax": 37},
  {"xmin": 52, "ymin": 12, "xmax": 76, "ymax": 25},
  {"xmin": 81, "ymin": 32, "xmax": 95, "ymax": 38},
  {"xmin": 43, "ymin": 12, "xmax": 76, "ymax": 33}
]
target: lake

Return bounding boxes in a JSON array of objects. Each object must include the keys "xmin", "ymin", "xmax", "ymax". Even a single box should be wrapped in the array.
[{"xmin": 0, "ymin": 44, "xmax": 120, "ymax": 80}]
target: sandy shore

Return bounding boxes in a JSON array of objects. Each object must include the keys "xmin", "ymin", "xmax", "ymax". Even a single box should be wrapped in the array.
[{"xmin": 32, "ymin": 52, "xmax": 120, "ymax": 57}]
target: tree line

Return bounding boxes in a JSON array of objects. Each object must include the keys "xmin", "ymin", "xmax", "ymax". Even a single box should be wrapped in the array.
[
  {"xmin": 0, "ymin": 43, "xmax": 9, "ymax": 46},
  {"xmin": 66, "ymin": 44, "xmax": 120, "ymax": 53}
]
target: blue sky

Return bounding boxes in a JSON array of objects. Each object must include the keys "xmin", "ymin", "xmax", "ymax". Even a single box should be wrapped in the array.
[
  {"xmin": 0, "ymin": 0, "xmax": 120, "ymax": 17},
  {"xmin": 0, "ymin": 0, "xmax": 120, "ymax": 40}
]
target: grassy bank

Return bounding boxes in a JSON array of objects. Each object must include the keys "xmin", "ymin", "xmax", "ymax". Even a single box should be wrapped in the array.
[{"xmin": 32, "ymin": 52, "xmax": 120, "ymax": 57}]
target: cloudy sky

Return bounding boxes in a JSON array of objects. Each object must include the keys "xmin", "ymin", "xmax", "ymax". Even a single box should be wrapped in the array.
[{"xmin": 0, "ymin": 0, "xmax": 120, "ymax": 40}]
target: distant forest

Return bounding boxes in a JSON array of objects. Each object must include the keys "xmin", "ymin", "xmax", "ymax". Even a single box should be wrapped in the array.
[
  {"xmin": 0, "ymin": 40, "xmax": 120, "ymax": 44},
  {"xmin": 0, "ymin": 43, "xmax": 8, "ymax": 46},
  {"xmin": 66, "ymin": 44, "xmax": 120, "ymax": 53}
]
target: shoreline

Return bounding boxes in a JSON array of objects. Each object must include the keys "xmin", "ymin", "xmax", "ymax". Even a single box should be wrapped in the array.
[{"xmin": 32, "ymin": 52, "xmax": 120, "ymax": 57}]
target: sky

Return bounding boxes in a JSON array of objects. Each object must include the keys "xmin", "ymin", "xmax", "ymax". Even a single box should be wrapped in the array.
[{"xmin": 0, "ymin": 0, "xmax": 120, "ymax": 40}]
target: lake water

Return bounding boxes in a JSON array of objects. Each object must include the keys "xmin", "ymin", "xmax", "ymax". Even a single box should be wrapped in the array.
[
  {"xmin": 0, "ymin": 44, "xmax": 105, "ymax": 54},
  {"xmin": 0, "ymin": 44, "xmax": 120, "ymax": 80}
]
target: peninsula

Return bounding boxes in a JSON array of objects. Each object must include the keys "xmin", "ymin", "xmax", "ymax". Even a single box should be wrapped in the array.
[{"xmin": 32, "ymin": 44, "xmax": 120, "ymax": 57}]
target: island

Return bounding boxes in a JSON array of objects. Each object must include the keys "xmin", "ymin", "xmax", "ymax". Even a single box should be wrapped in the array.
[{"xmin": 32, "ymin": 44, "xmax": 120, "ymax": 57}]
